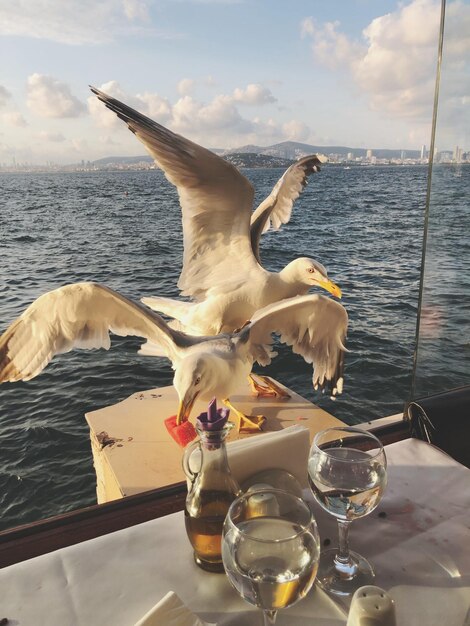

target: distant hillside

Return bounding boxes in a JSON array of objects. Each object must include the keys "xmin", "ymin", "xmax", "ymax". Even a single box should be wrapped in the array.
[
  {"xmin": 92, "ymin": 152, "xmax": 294, "ymax": 168},
  {"xmin": 225, "ymin": 141, "xmax": 318, "ymax": 156},
  {"xmin": 92, "ymin": 140, "xmax": 421, "ymax": 168},
  {"xmin": 92, "ymin": 155, "xmax": 154, "ymax": 165},
  {"xmin": 224, "ymin": 140, "xmax": 420, "ymax": 160},
  {"xmin": 223, "ymin": 152, "xmax": 294, "ymax": 168}
]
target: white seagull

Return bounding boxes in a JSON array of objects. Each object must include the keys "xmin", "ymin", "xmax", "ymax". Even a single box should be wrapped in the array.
[
  {"xmin": 0, "ymin": 283, "xmax": 348, "ymax": 430},
  {"xmin": 90, "ymin": 87, "xmax": 341, "ymax": 342}
]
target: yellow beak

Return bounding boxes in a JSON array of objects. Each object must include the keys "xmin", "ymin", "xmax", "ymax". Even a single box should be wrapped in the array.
[
  {"xmin": 317, "ymin": 278, "xmax": 342, "ymax": 299},
  {"xmin": 176, "ymin": 392, "xmax": 199, "ymax": 425}
]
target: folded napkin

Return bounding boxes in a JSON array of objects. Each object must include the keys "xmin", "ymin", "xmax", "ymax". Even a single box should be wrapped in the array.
[
  {"xmin": 134, "ymin": 591, "xmax": 216, "ymax": 626},
  {"xmin": 188, "ymin": 425, "xmax": 310, "ymax": 489},
  {"xmin": 227, "ymin": 425, "xmax": 310, "ymax": 487}
]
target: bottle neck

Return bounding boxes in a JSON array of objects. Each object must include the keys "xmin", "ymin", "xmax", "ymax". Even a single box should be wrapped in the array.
[
  {"xmin": 188, "ymin": 424, "xmax": 241, "ymax": 498},
  {"xmin": 201, "ymin": 444, "xmax": 230, "ymax": 473},
  {"xmin": 199, "ymin": 428, "xmax": 230, "ymax": 468}
]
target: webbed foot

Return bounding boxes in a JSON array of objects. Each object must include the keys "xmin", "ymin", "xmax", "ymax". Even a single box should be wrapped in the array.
[
  {"xmin": 223, "ymin": 398, "xmax": 266, "ymax": 433},
  {"xmin": 248, "ymin": 374, "xmax": 291, "ymax": 399}
]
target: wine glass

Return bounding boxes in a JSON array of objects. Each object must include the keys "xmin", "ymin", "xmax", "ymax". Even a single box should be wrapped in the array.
[
  {"xmin": 308, "ymin": 427, "xmax": 387, "ymax": 596},
  {"xmin": 222, "ymin": 488, "xmax": 320, "ymax": 625}
]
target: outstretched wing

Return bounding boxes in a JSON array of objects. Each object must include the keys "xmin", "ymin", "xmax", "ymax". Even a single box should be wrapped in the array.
[
  {"xmin": 240, "ymin": 294, "xmax": 348, "ymax": 396},
  {"xmin": 250, "ymin": 155, "xmax": 326, "ymax": 263},
  {"xmin": 0, "ymin": 282, "xmax": 194, "ymax": 382},
  {"xmin": 91, "ymin": 87, "xmax": 262, "ymax": 301}
]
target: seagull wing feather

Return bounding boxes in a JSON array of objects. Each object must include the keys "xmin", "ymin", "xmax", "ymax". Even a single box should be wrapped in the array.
[
  {"xmin": 240, "ymin": 294, "xmax": 348, "ymax": 395},
  {"xmin": 250, "ymin": 155, "xmax": 326, "ymax": 262},
  {"xmin": 0, "ymin": 282, "xmax": 194, "ymax": 382},
  {"xmin": 90, "ymin": 87, "xmax": 262, "ymax": 300}
]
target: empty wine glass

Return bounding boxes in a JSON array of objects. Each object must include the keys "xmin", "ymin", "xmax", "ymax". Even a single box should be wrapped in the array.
[
  {"xmin": 308, "ymin": 427, "xmax": 387, "ymax": 596},
  {"xmin": 222, "ymin": 488, "xmax": 320, "ymax": 625}
]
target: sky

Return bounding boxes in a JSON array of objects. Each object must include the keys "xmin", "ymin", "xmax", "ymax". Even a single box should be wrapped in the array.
[{"xmin": 0, "ymin": 0, "xmax": 468, "ymax": 165}]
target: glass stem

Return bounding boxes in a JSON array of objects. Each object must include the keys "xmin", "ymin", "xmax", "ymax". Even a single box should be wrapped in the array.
[
  {"xmin": 263, "ymin": 609, "xmax": 277, "ymax": 625},
  {"xmin": 334, "ymin": 520, "xmax": 357, "ymax": 578},
  {"xmin": 337, "ymin": 519, "xmax": 351, "ymax": 561}
]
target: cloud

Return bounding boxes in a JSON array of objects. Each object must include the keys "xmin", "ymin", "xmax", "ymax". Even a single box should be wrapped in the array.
[
  {"xmin": 89, "ymin": 80, "xmax": 315, "ymax": 150},
  {"xmin": 37, "ymin": 130, "xmax": 66, "ymax": 142},
  {"xmin": 87, "ymin": 81, "xmax": 128, "ymax": 128},
  {"xmin": 301, "ymin": 0, "xmax": 470, "ymax": 125},
  {"xmin": 88, "ymin": 80, "xmax": 172, "ymax": 130},
  {"xmin": 177, "ymin": 78, "xmax": 195, "ymax": 96},
  {"xmin": 71, "ymin": 138, "xmax": 89, "ymax": 153},
  {"xmin": 183, "ymin": 0, "xmax": 243, "ymax": 3},
  {"xmin": 174, "ymin": 94, "xmax": 251, "ymax": 133},
  {"xmin": 300, "ymin": 18, "xmax": 364, "ymax": 70},
  {"xmin": 0, "ymin": 142, "xmax": 15, "ymax": 159},
  {"xmin": 0, "ymin": 0, "xmax": 162, "ymax": 45},
  {"xmin": 0, "ymin": 85, "xmax": 12, "ymax": 107},
  {"xmin": 122, "ymin": 0, "xmax": 149, "ymax": 21},
  {"xmin": 204, "ymin": 75, "xmax": 218, "ymax": 87},
  {"xmin": 232, "ymin": 83, "xmax": 277, "ymax": 105},
  {"xmin": 2, "ymin": 111, "xmax": 28, "ymax": 127},
  {"xmin": 300, "ymin": 17, "xmax": 315, "ymax": 38},
  {"xmin": 137, "ymin": 92, "xmax": 172, "ymax": 121},
  {"xmin": 99, "ymin": 135, "xmax": 119, "ymax": 146},
  {"xmin": 168, "ymin": 94, "xmax": 315, "ymax": 147},
  {"xmin": 0, "ymin": 84, "xmax": 27, "ymax": 129},
  {"xmin": 282, "ymin": 120, "xmax": 311, "ymax": 142},
  {"xmin": 27, "ymin": 74, "xmax": 86, "ymax": 118}
]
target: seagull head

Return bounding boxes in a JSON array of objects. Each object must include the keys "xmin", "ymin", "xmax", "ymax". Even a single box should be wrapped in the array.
[
  {"xmin": 284, "ymin": 257, "xmax": 342, "ymax": 298},
  {"xmin": 173, "ymin": 353, "xmax": 219, "ymax": 425}
]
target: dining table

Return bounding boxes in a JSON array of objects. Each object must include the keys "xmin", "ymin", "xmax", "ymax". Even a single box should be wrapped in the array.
[{"xmin": 1, "ymin": 437, "xmax": 469, "ymax": 625}]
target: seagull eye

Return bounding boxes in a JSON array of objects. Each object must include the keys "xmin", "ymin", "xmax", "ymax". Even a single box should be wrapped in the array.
[
  {"xmin": 194, "ymin": 376, "xmax": 201, "ymax": 385},
  {"xmin": 307, "ymin": 267, "xmax": 315, "ymax": 274}
]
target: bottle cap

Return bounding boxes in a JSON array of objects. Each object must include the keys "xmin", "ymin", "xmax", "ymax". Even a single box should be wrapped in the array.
[{"xmin": 196, "ymin": 398, "xmax": 230, "ymax": 431}]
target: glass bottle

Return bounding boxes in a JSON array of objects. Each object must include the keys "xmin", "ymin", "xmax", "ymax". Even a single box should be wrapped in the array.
[{"xmin": 183, "ymin": 421, "xmax": 241, "ymax": 572}]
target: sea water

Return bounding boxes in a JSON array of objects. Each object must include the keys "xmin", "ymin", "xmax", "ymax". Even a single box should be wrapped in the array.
[{"xmin": 0, "ymin": 164, "xmax": 466, "ymax": 529}]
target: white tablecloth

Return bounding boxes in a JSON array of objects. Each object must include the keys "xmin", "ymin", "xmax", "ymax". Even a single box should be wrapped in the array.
[
  {"xmin": 310, "ymin": 437, "xmax": 470, "ymax": 624},
  {"xmin": 1, "ymin": 438, "xmax": 469, "ymax": 625}
]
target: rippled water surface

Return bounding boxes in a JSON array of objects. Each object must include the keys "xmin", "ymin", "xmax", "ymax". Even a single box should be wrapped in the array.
[{"xmin": 0, "ymin": 164, "xmax": 464, "ymax": 530}]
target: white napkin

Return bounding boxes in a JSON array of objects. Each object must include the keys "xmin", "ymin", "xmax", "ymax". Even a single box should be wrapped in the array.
[
  {"xmin": 188, "ymin": 425, "xmax": 310, "ymax": 489},
  {"xmin": 134, "ymin": 591, "xmax": 216, "ymax": 626},
  {"xmin": 227, "ymin": 425, "xmax": 310, "ymax": 487}
]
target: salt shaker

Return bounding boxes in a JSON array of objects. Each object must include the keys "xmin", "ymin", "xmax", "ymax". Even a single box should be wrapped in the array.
[
  {"xmin": 347, "ymin": 586, "xmax": 396, "ymax": 626},
  {"xmin": 246, "ymin": 483, "xmax": 281, "ymax": 517}
]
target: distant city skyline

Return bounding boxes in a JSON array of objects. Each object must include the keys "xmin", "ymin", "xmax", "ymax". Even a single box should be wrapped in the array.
[
  {"xmin": 0, "ymin": 0, "xmax": 468, "ymax": 165},
  {"xmin": 3, "ymin": 140, "xmax": 467, "ymax": 174}
]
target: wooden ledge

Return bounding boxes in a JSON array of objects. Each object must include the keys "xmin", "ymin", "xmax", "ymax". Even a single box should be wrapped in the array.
[
  {"xmin": 0, "ymin": 482, "xmax": 186, "ymax": 569},
  {"xmin": 0, "ymin": 376, "xmax": 410, "ymax": 569}
]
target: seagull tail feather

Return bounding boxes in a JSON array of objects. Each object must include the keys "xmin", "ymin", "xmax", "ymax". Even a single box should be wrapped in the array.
[
  {"xmin": 141, "ymin": 296, "xmax": 195, "ymax": 324},
  {"xmin": 138, "ymin": 340, "xmax": 167, "ymax": 357}
]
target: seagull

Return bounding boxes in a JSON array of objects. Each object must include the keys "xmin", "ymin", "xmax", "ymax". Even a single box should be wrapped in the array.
[
  {"xmin": 249, "ymin": 154, "xmax": 327, "ymax": 264},
  {"xmin": 0, "ymin": 282, "xmax": 348, "ymax": 431},
  {"xmin": 90, "ymin": 87, "xmax": 341, "ymax": 342}
]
